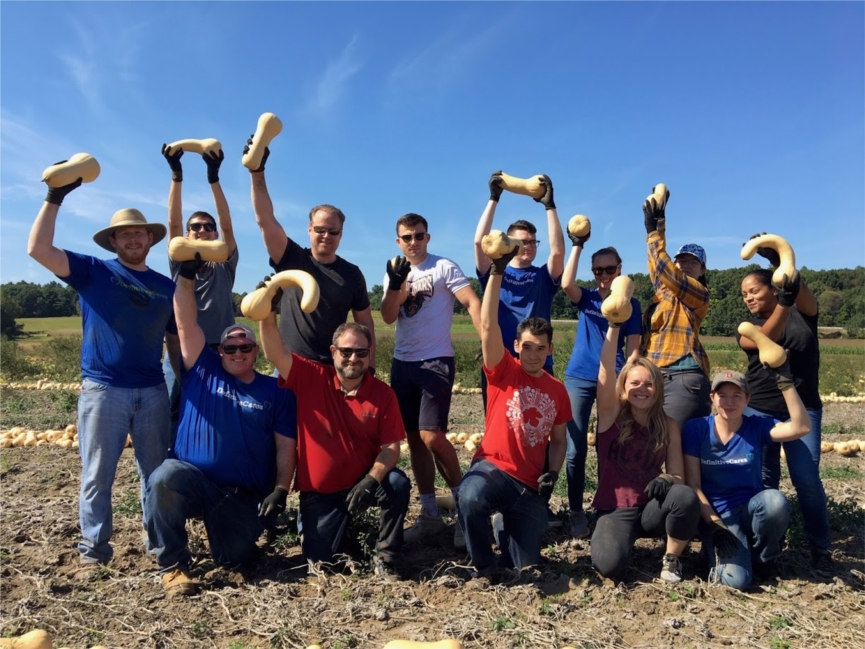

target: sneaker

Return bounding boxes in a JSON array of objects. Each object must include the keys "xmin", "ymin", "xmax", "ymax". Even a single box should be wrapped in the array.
[
  {"xmin": 490, "ymin": 512, "xmax": 506, "ymax": 549},
  {"xmin": 453, "ymin": 515, "xmax": 466, "ymax": 550},
  {"xmin": 547, "ymin": 509, "xmax": 563, "ymax": 529},
  {"xmin": 811, "ymin": 549, "xmax": 834, "ymax": 576},
  {"xmin": 162, "ymin": 569, "xmax": 198, "ymax": 597},
  {"xmin": 568, "ymin": 510, "xmax": 589, "ymax": 539},
  {"xmin": 660, "ymin": 553, "xmax": 682, "ymax": 583},
  {"xmin": 404, "ymin": 512, "xmax": 447, "ymax": 544},
  {"xmin": 373, "ymin": 558, "xmax": 399, "ymax": 582}
]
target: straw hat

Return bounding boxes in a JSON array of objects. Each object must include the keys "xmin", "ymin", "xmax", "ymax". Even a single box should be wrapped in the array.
[{"xmin": 92, "ymin": 208, "xmax": 167, "ymax": 252}]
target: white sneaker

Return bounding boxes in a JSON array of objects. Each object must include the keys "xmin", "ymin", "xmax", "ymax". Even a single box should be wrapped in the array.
[
  {"xmin": 453, "ymin": 515, "xmax": 466, "ymax": 550},
  {"xmin": 660, "ymin": 553, "xmax": 682, "ymax": 583},
  {"xmin": 404, "ymin": 512, "xmax": 447, "ymax": 544}
]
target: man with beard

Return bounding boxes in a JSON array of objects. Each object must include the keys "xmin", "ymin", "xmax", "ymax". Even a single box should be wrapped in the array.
[
  {"xmin": 259, "ymin": 310, "xmax": 409, "ymax": 580},
  {"xmin": 27, "ymin": 175, "xmax": 180, "ymax": 570}
]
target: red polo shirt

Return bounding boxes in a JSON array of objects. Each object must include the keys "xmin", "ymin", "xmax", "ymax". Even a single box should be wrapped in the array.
[{"xmin": 279, "ymin": 354, "xmax": 406, "ymax": 493}]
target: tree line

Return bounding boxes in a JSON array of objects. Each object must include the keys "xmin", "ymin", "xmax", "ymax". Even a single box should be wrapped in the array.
[{"xmin": 2, "ymin": 265, "xmax": 863, "ymax": 339}]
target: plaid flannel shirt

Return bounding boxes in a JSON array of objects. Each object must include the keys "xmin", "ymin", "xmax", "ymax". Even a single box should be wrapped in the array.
[{"xmin": 641, "ymin": 219, "xmax": 710, "ymax": 376}]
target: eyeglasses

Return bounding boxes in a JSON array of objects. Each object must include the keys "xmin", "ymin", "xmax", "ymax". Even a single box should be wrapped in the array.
[
  {"xmin": 312, "ymin": 226, "xmax": 342, "ymax": 236},
  {"xmin": 592, "ymin": 265, "xmax": 620, "ymax": 276},
  {"xmin": 399, "ymin": 233, "xmax": 427, "ymax": 243},
  {"xmin": 336, "ymin": 347, "xmax": 370, "ymax": 359},
  {"xmin": 188, "ymin": 223, "xmax": 216, "ymax": 232},
  {"xmin": 222, "ymin": 343, "xmax": 256, "ymax": 354},
  {"xmin": 517, "ymin": 239, "xmax": 540, "ymax": 248}
]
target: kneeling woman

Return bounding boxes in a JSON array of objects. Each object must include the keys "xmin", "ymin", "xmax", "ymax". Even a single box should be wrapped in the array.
[
  {"xmin": 682, "ymin": 367, "xmax": 810, "ymax": 591},
  {"xmin": 590, "ymin": 321, "xmax": 700, "ymax": 584}
]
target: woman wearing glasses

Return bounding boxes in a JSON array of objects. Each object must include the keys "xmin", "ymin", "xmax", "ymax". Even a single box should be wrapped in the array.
[
  {"xmin": 561, "ymin": 237, "xmax": 642, "ymax": 538},
  {"xmin": 641, "ymin": 187, "xmax": 711, "ymax": 430}
]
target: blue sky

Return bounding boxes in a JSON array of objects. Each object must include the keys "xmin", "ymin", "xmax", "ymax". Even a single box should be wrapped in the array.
[{"xmin": 2, "ymin": 1, "xmax": 863, "ymax": 295}]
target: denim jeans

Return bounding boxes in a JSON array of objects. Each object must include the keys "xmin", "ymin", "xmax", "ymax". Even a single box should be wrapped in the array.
[
  {"xmin": 77, "ymin": 378, "xmax": 170, "ymax": 563},
  {"xmin": 145, "ymin": 459, "xmax": 263, "ymax": 571},
  {"xmin": 564, "ymin": 376, "xmax": 597, "ymax": 513},
  {"xmin": 458, "ymin": 459, "xmax": 548, "ymax": 570},
  {"xmin": 162, "ymin": 350, "xmax": 180, "ymax": 445},
  {"xmin": 700, "ymin": 488, "xmax": 790, "ymax": 591},
  {"xmin": 745, "ymin": 407, "xmax": 830, "ymax": 552},
  {"xmin": 299, "ymin": 469, "xmax": 410, "ymax": 564},
  {"xmin": 661, "ymin": 369, "xmax": 711, "ymax": 430}
]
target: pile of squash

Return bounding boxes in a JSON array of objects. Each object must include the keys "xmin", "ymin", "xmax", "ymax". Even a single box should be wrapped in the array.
[{"xmin": 0, "ymin": 426, "xmax": 133, "ymax": 450}]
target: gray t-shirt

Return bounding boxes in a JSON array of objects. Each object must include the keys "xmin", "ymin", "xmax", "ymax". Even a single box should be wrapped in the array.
[{"xmin": 169, "ymin": 247, "xmax": 238, "ymax": 345}]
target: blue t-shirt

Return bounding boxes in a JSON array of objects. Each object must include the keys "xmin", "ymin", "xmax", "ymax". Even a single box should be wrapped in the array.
[
  {"xmin": 479, "ymin": 264, "xmax": 559, "ymax": 370},
  {"xmin": 174, "ymin": 348, "xmax": 297, "ymax": 497},
  {"xmin": 564, "ymin": 289, "xmax": 642, "ymax": 381},
  {"xmin": 681, "ymin": 415, "xmax": 777, "ymax": 515},
  {"xmin": 59, "ymin": 252, "xmax": 177, "ymax": 389}
]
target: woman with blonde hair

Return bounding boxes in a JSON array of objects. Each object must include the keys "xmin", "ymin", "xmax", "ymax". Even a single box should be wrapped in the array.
[{"xmin": 590, "ymin": 319, "xmax": 700, "ymax": 584}]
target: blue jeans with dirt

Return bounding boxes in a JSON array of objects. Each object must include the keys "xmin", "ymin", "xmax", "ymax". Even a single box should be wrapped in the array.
[
  {"xmin": 77, "ymin": 379, "xmax": 170, "ymax": 563},
  {"xmin": 564, "ymin": 376, "xmax": 597, "ymax": 513}
]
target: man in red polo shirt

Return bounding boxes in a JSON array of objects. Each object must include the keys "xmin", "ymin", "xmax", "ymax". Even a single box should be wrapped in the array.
[{"xmin": 259, "ymin": 312, "xmax": 408, "ymax": 579}]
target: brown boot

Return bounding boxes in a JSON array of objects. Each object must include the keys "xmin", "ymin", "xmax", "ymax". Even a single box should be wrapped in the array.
[{"xmin": 162, "ymin": 569, "xmax": 198, "ymax": 597}]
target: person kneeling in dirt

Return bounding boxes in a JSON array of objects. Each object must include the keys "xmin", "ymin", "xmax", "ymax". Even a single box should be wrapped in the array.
[
  {"xmin": 259, "ymin": 302, "xmax": 410, "ymax": 580},
  {"xmin": 147, "ymin": 261, "xmax": 297, "ymax": 597},
  {"xmin": 457, "ymin": 246, "xmax": 570, "ymax": 582}
]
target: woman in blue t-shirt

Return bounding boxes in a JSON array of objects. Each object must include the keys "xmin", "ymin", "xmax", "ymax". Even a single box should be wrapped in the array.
[
  {"xmin": 682, "ymin": 366, "xmax": 810, "ymax": 591},
  {"xmin": 561, "ymin": 240, "xmax": 642, "ymax": 538}
]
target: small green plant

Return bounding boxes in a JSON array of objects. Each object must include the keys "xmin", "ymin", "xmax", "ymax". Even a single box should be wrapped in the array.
[
  {"xmin": 769, "ymin": 636, "xmax": 791, "ymax": 649},
  {"xmin": 226, "ymin": 642, "xmax": 250, "ymax": 649},
  {"xmin": 115, "ymin": 489, "xmax": 143, "ymax": 518},
  {"xmin": 668, "ymin": 590, "xmax": 680, "ymax": 602},
  {"xmin": 491, "ymin": 615, "xmax": 516, "ymax": 631},
  {"xmin": 769, "ymin": 616, "xmax": 791, "ymax": 630},
  {"xmin": 88, "ymin": 629, "xmax": 106, "ymax": 645},
  {"xmin": 538, "ymin": 599, "xmax": 553, "ymax": 616},
  {"xmin": 190, "ymin": 621, "xmax": 208, "ymax": 639},
  {"xmin": 723, "ymin": 608, "xmax": 734, "ymax": 618}
]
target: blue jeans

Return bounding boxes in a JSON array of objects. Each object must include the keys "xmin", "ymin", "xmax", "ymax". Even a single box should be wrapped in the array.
[
  {"xmin": 458, "ymin": 459, "xmax": 548, "ymax": 570},
  {"xmin": 77, "ymin": 379, "xmax": 170, "ymax": 563},
  {"xmin": 564, "ymin": 376, "xmax": 597, "ymax": 513},
  {"xmin": 145, "ymin": 459, "xmax": 264, "ymax": 571},
  {"xmin": 162, "ymin": 351, "xmax": 180, "ymax": 445},
  {"xmin": 700, "ymin": 489, "xmax": 790, "ymax": 591},
  {"xmin": 745, "ymin": 407, "xmax": 830, "ymax": 552},
  {"xmin": 299, "ymin": 469, "xmax": 410, "ymax": 564}
]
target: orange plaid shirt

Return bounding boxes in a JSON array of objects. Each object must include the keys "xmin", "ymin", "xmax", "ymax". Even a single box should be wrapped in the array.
[{"xmin": 640, "ymin": 220, "xmax": 710, "ymax": 376}]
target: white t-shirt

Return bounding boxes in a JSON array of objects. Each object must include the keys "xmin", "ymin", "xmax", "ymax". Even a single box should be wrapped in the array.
[{"xmin": 384, "ymin": 253, "xmax": 470, "ymax": 361}]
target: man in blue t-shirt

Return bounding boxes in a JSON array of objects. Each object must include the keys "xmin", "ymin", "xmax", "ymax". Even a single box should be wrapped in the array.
[
  {"xmin": 474, "ymin": 171, "xmax": 565, "ymax": 407},
  {"xmin": 27, "ymin": 176, "xmax": 180, "ymax": 569},
  {"xmin": 146, "ymin": 264, "xmax": 297, "ymax": 597}
]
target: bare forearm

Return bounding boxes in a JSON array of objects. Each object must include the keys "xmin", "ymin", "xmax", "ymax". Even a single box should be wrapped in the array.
[
  {"xmin": 210, "ymin": 182, "xmax": 236, "ymax": 254},
  {"xmin": 167, "ymin": 181, "xmax": 183, "ymax": 238},
  {"xmin": 546, "ymin": 207, "xmax": 565, "ymax": 280},
  {"xmin": 28, "ymin": 203, "xmax": 70, "ymax": 277},
  {"xmin": 473, "ymin": 200, "xmax": 497, "ymax": 274},
  {"xmin": 380, "ymin": 291, "xmax": 401, "ymax": 325},
  {"xmin": 260, "ymin": 313, "xmax": 293, "ymax": 377},
  {"xmin": 368, "ymin": 445, "xmax": 399, "ymax": 482},
  {"xmin": 250, "ymin": 172, "xmax": 286, "ymax": 261}
]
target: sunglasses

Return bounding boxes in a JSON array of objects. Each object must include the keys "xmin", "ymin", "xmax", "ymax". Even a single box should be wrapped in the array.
[
  {"xmin": 336, "ymin": 347, "xmax": 370, "ymax": 359},
  {"xmin": 312, "ymin": 226, "xmax": 342, "ymax": 236},
  {"xmin": 399, "ymin": 232, "xmax": 427, "ymax": 243},
  {"xmin": 592, "ymin": 265, "xmax": 620, "ymax": 276},
  {"xmin": 222, "ymin": 343, "xmax": 256, "ymax": 354},
  {"xmin": 188, "ymin": 223, "xmax": 216, "ymax": 232},
  {"xmin": 517, "ymin": 239, "xmax": 540, "ymax": 248}
]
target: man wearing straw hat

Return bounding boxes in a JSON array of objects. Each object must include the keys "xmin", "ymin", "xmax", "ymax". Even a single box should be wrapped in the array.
[{"xmin": 28, "ymin": 176, "xmax": 180, "ymax": 571}]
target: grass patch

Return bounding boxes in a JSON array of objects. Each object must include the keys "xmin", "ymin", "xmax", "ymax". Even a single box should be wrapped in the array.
[
  {"xmin": 820, "ymin": 465, "xmax": 863, "ymax": 481},
  {"xmin": 787, "ymin": 495, "xmax": 863, "ymax": 548},
  {"xmin": 114, "ymin": 488, "xmax": 143, "ymax": 518}
]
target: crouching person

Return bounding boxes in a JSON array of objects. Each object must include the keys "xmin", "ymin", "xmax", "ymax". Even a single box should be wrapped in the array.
[
  {"xmin": 458, "ymin": 245, "xmax": 570, "ymax": 581},
  {"xmin": 259, "ymin": 304, "xmax": 410, "ymax": 580},
  {"xmin": 147, "ymin": 258, "xmax": 297, "ymax": 597}
]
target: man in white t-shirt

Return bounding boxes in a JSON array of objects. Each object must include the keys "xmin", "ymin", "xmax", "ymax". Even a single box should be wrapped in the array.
[{"xmin": 380, "ymin": 213, "xmax": 481, "ymax": 548}]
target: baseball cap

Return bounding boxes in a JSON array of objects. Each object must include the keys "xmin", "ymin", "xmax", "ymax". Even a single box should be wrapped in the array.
[
  {"xmin": 220, "ymin": 324, "xmax": 257, "ymax": 345},
  {"xmin": 711, "ymin": 370, "xmax": 749, "ymax": 393},
  {"xmin": 675, "ymin": 243, "xmax": 706, "ymax": 266}
]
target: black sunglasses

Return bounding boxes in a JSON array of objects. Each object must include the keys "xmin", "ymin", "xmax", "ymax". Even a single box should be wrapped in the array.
[
  {"xmin": 188, "ymin": 223, "xmax": 216, "ymax": 232},
  {"xmin": 313, "ymin": 225, "xmax": 342, "ymax": 236},
  {"xmin": 222, "ymin": 343, "xmax": 256, "ymax": 354},
  {"xmin": 399, "ymin": 232, "xmax": 427, "ymax": 243},
  {"xmin": 336, "ymin": 347, "xmax": 370, "ymax": 359},
  {"xmin": 592, "ymin": 265, "xmax": 620, "ymax": 276},
  {"xmin": 517, "ymin": 239, "xmax": 540, "ymax": 248}
]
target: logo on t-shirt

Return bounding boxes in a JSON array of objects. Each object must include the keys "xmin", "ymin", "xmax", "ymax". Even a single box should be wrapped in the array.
[
  {"xmin": 505, "ymin": 386, "xmax": 556, "ymax": 447},
  {"xmin": 403, "ymin": 273, "xmax": 434, "ymax": 318}
]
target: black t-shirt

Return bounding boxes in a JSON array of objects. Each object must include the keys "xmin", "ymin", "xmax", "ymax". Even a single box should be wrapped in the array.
[
  {"xmin": 272, "ymin": 239, "xmax": 370, "ymax": 364},
  {"xmin": 736, "ymin": 307, "xmax": 822, "ymax": 419}
]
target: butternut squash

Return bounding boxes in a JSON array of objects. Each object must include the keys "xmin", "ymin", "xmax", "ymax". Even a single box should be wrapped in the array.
[
  {"xmin": 464, "ymin": 439, "xmax": 477, "ymax": 453},
  {"xmin": 42, "ymin": 153, "xmax": 100, "ymax": 187},
  {"xmin": 168, "ymin": 237, "xmax": 229, "ymax": 263},
  {"xmin": 240, "ymin": 270, "xmax": 320, "ymax": 321},
  {"xmin": 648, "ymin": 183, "xmax": 668, "ymax": 211},
  {"xmin": 383, "ymin": 640, "xmax": 463, "ymax": 649},
  {"xmin": 820, "ymin": 441, "xmax": 833, "ymax": 453},
  {"xmin": 242, "ymin": 112, "xmax": 283, "ymax": 170},
  {"xmin": 600, "ymin": 276, "xmax": 634, "ymax": 324},
  {"xmin": 737, "ymin": 322, "xmax": 787, "ymax": 368},
  {"xmin": 567, "ymin": 214, "xmax": 591, "ymax": 238},
  {"xmin": 481, "ymin": 230, "xmax": 522, "ymax": 260},
  {"xmin": 166, "ymin": 138, "xmax": 222, "ymax": 156},
  {"xmin": 497, "ymin": 172, "xmax": 545, "ymax": 199},
  {"xmin": 455, "ymin": 432, "xmax": 469, "ymax": 444},
  {"xmin": 740, "ymin": 233, "xmax": 797, "ymax": 286},
  {"xmin": 0, "ymin": 629, "xmax": 53, "ymax": 649}
]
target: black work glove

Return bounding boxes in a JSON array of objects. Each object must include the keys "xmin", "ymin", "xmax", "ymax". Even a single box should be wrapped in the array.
[
  {"xmin": 44, "ymin": 170, "xmax": 82, "ymax": 206},
  {"xmin": 643, "ymin": 473, "xmax": 674, "ymax": 501},
  {"xmin": 161, "ymin": 144, "xmax": 183, "ymax": 182},
  {"xmin": 708, "ymin": 520, "xmax": 739, "ymax": 559},
  {"xmin": 346, "ymin": 474, "xmax": 379, "ymax": 514},
  {"xmin": 537, "ymin": 470, "xmax": 558, "ymax": 500},
  {"xmin": 259, "ymin": 487, "xmax": 288, "ymax": 518},
  {"xmin": 489, "ymin": 170, "xmax": 504, "ymax": 202},
  {"xmin": 764, "ymin": 355, "xmax": 794, "ymax": 392},
  {"xmin": 744, "ymin": 233, "xmax": 782, "ymax": 268},
  {"xmin": 568, "ymin": 228, "xmax": 591, "ymax": 248},
  {"xmin": 775, "ymin": 272, "xmax": 800, "ymax": 308},
  {"xmin": 256, "ymin": 274, "xmax": 283, "ymax": 312},
  {"xmin": 490, "ymin": 245, "xmax": 520, "ymax": 276},
  {"xmin": 177, "ymin": 252, "xmax": 204, "ymax": 280},
  {"xmin": 203, "ymin": 149, "xmax": 224, "ymax": 184},
  {"xmin": 534, "ymin": 174, "xmax": 555, "ymax": 210},
  {"xmin": 243, "ymin": 135, "xmax": 270, "ymax": 173},
  {"xmin": 643, "ymin": 185, "xmax": 669, "ymax": 234},
  {"xmin": 386, "ymin": 256, "xmax": 411, "ymax": 291}
]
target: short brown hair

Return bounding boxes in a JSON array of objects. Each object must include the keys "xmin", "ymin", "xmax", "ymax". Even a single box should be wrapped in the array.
[
  {"xmin": 309, "ymin": 204, "xmax": 346, "ymax": 225},
  {"xmin": 332, "ymin": 322, "xmax": 372, "ymax": 347},
  {"xmin": 187, "ymin": 211, "xmax": 217, "ymax": 231},
  {"xmin": 396, "ymin": 213, "xmax": 428, "ymax": 233}
]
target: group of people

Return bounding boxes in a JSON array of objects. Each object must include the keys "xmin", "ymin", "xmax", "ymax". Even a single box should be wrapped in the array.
[{"xmin": 27, "ymin": 141, "xmax": 832, "ymax": 596}]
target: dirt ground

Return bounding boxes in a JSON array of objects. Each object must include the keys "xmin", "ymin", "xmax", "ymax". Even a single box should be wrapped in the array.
[{"xmin": 1, "ymin": 394, "xmax": 864, "ymax": 649}]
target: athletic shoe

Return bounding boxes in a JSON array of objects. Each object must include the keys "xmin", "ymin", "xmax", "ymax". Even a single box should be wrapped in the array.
[
  {"xmin": 162, "ymin": 569, "xmax": 199, "ymax": 597},
  {"xmin": 373, "ymin": 558, "xmax": 399, "ymax": 582},
  {"xmin": 660, "ymin": 553, "xmax": 682, "ymax": 583},
  {"xmin": 568, "ymin": 510, "xmax": 589, "ymax": 539},
  {"xmin": 453, "ymin": 515, "xmax": 466, "ymax": 550},
  {"xmin": 403, "ymin": 512, "xmax": 447, "ymax": 544},
  {"xmin": 547, "ymin": 509, "xmax": 563, "ymax": 529}
]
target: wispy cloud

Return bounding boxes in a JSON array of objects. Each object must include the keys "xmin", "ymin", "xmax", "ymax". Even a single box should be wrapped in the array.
[{"xmin": 303, "ymin": 36, "xmax": 364, "ymax": 115}]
